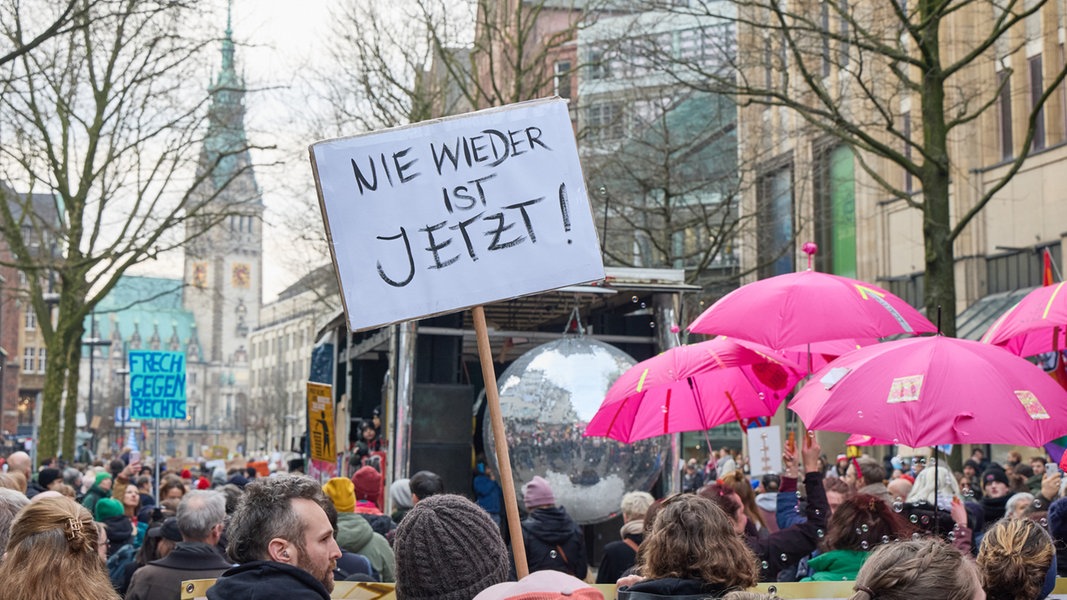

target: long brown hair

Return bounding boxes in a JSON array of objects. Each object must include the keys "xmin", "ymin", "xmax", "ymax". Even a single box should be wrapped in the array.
[
  {"xmin": 0, "ymin": 496, "xmax": 119, "ymax": 600},
  {"xmin": 637, "ymin": 493, "xmax": 758, "ymax": 589},
  {"xmin": 720, "ymin": 470, "xmax": 768, "ymax": 531},
  {"xmin": 977, "ymin": 518, "xmax": 1054, "ymax": 600},
  {"xmin": 823, "ymin": 494, "xmax": 915, "ymax": 552}
]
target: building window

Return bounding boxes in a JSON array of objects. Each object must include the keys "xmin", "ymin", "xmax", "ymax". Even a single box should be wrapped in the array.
[
  {"xmin": 821, "ymin": 1, "xmax": 831, "ymax": 77},
  {"xmin": 554, "ymin": 60, "xmax": 571, "ymax": 100},
  {"xmin": 999, "ymin": 70, "xmax": 1013, "ymax": 160},
  {"xmin": 839, "ymin": 0, "xmax": 850, "ymax": 65},
  {"xmin": 757, "ymin": 164, "xmax": 796, "ymax": 278},
  {"xmin": 902, "ymin": 112, "xmax": 913, "ymax": 193},
  {"xmin": 764, "ymin": 35, "xmax": 773, "ymax": 89},
  {"xmin": 588, "ymin": 50, "xmax": 608, "ymax": 80},
  {"xmin": 37, "ymin": 347, "xmax": 46, "ymax": 373},
  {"xmin": 24, "ymin": 310, "xmax": 36, "ymax": 331},
  {"xmin": 586, "ymin": 103, "xmax": 625, "ymax": 141},
  {"xmin": 1029, "ymin": 54, "xmax": 1046, "ymax": 150},
  {"xmin": 813, "ymin": 144, "xmax": 857, "ymax": 278},
  {"xmin": 23, "ymin": 347, "xmax": 35, "ymax": 372}
]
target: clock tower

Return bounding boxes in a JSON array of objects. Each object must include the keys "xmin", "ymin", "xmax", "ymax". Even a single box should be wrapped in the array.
[{"xmin": 183, "ymin": 10, "xmax": 262, "ymax": 374}]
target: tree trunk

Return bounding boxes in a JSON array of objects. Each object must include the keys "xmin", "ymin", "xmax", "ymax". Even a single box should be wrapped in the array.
[
  {"xmin": 918, "ymin": 5, "xmax": 956, "ymax": 336},
  {"xmin": 38, "ymin": 344, "xmax": 67, "ymax": 462},
  {"xmin": 62, "ymin": 333, "xmax": 82, "ymax": 459}
]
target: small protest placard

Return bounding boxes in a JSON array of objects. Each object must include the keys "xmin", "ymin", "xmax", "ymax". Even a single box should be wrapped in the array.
[
  {"xmin": 310, "ymin": 98, "xmax": 605, "ymax": 332},
  {"xmin": 307, "ymin": 382, "xmax": 335, "ymax": 463},
  {"xmin": 128, "ymin": 350, "xmax": 186, "ymax": 420},
  {"xmin": 747, "ymin": 425, "xmax": 783, "ymax": 477}
]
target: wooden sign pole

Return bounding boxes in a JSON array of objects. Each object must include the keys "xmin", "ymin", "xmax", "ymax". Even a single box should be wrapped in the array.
[{"xmin": 472, "ymin": 305, "xmax": 529, "ymax": 579}]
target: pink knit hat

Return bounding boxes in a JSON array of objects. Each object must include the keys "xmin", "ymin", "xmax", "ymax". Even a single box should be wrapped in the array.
[{"xmin": 522, "ymin": 476, "xmax": 555, "ymax": 509}]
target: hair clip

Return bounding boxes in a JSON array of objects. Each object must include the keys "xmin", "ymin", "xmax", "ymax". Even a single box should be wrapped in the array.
[{"xmin": 66, "ymin": 517, "xmax": 82, "ymax": 540}]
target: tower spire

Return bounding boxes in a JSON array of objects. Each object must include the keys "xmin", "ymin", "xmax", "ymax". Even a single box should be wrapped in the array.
[{"xmin": 219, "ymin": 0, "xmax": 235, "ymax": 84}]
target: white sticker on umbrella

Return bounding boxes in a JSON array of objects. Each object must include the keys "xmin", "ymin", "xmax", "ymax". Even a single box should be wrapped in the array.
[
  {"xmin": 820, "ymin": 367, "xmax": 851, "ymax": 389},
  {"xmin": 887, "ymin": 375, "xmax": 923, "ymax": 404},
  {"xmin": 1015, "ymin": 390, "xmax": 1050, "ymax": 420}
]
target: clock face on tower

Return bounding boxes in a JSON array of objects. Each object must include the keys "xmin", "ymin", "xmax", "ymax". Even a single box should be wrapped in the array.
[{"xmin": 232, "ymin": 263, "xmax": 250, "ymax": 288}]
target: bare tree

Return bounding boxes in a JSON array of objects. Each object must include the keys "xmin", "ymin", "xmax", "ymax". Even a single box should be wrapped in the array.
[
  {"xmin": 0, "ymin": 0, "xmax": 82, "ymax": 68},
  {"xmin": 0, "ymin": 0, "xmax": 265, "ymax": 460},
  {"xmin": 643, "ymin": 0, "xmax": 1067, "ymax": 336}
]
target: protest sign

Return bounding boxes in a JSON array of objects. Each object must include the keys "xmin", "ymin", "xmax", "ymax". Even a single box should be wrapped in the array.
[
  {"xmin": 307, "ymin": 382, "xmax": 335, "ymax": 463},
  {"xmin": 310, "ymin": 98, "xmax": 604, "ymax": 332},
  {"xmin": 128, "ymin": 350, "xmax": 186, "ymax": 420},
  {"xmin": 747, "ymin": 425, "xmax": 783, "ymax": 477}
]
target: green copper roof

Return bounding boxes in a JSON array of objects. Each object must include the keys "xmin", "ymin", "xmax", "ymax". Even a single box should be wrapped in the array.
[{"xmin": 84, "ymin": 276, "xmax": 203, "ymax": 361}]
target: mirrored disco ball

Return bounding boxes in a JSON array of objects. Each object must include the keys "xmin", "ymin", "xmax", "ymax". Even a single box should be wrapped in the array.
[{"xmin": 484, "ymin": 336, "xmax": 665, "ymax": 524}]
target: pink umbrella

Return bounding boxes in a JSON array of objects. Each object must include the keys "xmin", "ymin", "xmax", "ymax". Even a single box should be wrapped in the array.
[
  {"xmin": 981, "ymin": 281, "xmax": 1067, "ymax": 357},
  {"xmin": 780, "ymin": 338, "xmax": 878, "ymax": 373},
  {"xmin": 846, "ymin": 433, "xmax": 896, "ymax": 446},
  {"xmin": 789, "ymin": 336, "xmax": 1067, "ymax": 447},
  {"xmin": 584, "ymin": 338, "xmax": 803, "ymax": 443},
  {"xmin": 688, "ymin": 270, "xmax": 937, "ymax": 349}
]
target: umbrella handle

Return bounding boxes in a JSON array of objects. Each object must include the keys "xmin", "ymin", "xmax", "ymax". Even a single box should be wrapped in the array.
[{"xmin": 686, "ymin": 377, "xmax": 719, "ymax": 444}]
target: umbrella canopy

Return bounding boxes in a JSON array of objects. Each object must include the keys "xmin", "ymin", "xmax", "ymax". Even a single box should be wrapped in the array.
[
  {"xmin": 780, "ymin": 338, "xmax": 878, "ymax": 373},
  {"xmin": 846, "ymin": 433, "xmax": 895, "ymax": 446},
  {"xmin": 584, "ymin": 338, "xmax": 803, "ymax": 443},
  {"xmin": 789, "ymin": 336, "xmax": 1067, "ymax": 447},
  {"xmin": 688, "ymin": 270, "xmax": 937, "ymax": 349},
  {"xmin": 981, "ymin": 281, "xmax": 1067, "ymax": 357}
]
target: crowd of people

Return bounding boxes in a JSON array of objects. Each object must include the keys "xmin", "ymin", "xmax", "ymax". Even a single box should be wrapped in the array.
[{"xmin": 0, "ymin": 437, "xmax": 1064, "ymax": 599}]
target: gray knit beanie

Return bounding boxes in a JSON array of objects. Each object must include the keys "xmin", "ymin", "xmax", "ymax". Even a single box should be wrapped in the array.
[{"xmin": 394, "ymin": 494, "xmax": 510, "ymax": 600}]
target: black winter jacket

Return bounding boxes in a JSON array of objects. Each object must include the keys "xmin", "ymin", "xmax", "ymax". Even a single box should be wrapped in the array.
[
  {"xmin": 618, "ymin": 577, "xmax": 734, "ymax": 599},
  {"xmin": 749, "ymin": 471, "xmax": 829, "ymax": 582},
  {"xmin": 517, "ymin": 506, "xmax": 587, "ymax": 579},
  {"xmin": 206, "ymin": 561, "xmax": 331, "ymax": 600}
]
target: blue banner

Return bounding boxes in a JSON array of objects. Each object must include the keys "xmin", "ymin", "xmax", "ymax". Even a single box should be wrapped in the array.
[{"xmin": 128, "ymin": 350, "xmax": 187, "ymax": 419}]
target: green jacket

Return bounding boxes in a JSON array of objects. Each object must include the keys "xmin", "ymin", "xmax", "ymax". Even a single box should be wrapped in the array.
[
  {"xmin": 81, "ymin": 483, "xmax": 110, "ymax": 516},
  {"xmin": 800, "ymin": 549, "xmax": 869, "ymax": 582},
  {"xmin": 335, "ymin": 511, "xmax": 395, "ymax": 582}
]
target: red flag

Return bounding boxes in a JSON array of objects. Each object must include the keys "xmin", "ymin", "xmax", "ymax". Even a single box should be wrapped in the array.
[{"xmin": 1043, "ymin": 248, "xmax": 1055, "ymax": 286}]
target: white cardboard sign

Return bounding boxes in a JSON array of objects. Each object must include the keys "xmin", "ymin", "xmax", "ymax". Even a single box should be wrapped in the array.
[
  {"xmin": 310, "ymin": 99, "xmax": 605, "ymax": 332},
  {"xmin": 747, "ymin": 425, "xmax": 783, "ymax": 477}
]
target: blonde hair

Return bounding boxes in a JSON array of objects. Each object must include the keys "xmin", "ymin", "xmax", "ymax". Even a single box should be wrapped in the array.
[
  {"xmin": 2, "ymin": 471, "xmax": 27, "ymax": 493},
  {"xmin": 620, "ymin": 491, "xmax": 654, "ymax": 521},
  {"xmin": 0, "ymin": 496, "xmax": 119, "ymax": 600},
  {"xmin": 977, "ymin": 518, "xmax": 1053, "ymax": 600},
  {"xmin": 905, "ymin": 465, "xmax": 963, "ymax": 508},
  {"xmin": 638, "ymin": 494, "xmax": 758, "ymax": 589},
  {"xmin": 849, "ymin": 538, "xmax": 980, "ymax": 600},
  {"xmin": 0, "ymin": 472, "xmax": 22, "ymax": 490}
]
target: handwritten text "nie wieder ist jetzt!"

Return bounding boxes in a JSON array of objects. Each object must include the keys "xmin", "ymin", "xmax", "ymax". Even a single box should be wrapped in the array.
[{"xmin": 345, "ymin": 125, "xmax": 576, "ymax": 288}]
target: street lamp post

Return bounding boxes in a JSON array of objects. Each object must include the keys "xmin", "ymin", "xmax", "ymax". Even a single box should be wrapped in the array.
[{"xmin": 83, "ymin": 316, "xmax": 112, "ymax": 454}]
